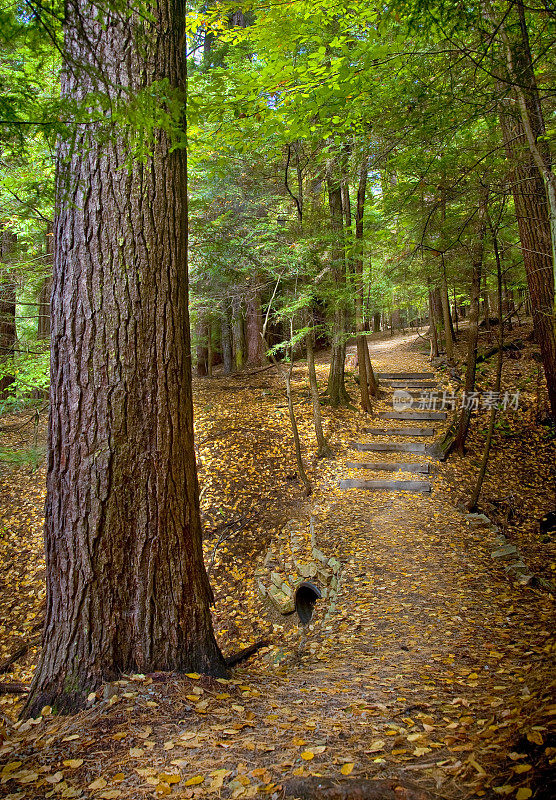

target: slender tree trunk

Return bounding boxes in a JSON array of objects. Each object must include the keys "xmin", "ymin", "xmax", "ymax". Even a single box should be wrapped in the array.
[
  {"xmin": 428, "ymin": 289, "xmax": 439, "ymax": 359},
  {"xmin": 207, "ymin": 320, "xmax": 213, "ymax": 378},
  {"xmin": 221, "ymin": 311, "xmax": 233, "ymax": 375},
  {"xmin": 306, "ymin": 324, "xmax": 332, "ymax": 458},
  {"xmin": 326, "ymin": 161, "xmax": 350, "ymax": 407},
  {"xmin": 0, "ymin": 230, "xmax": 17, "ymax": 399},
  {"xmin": 454, "ymin": 188, "xmax": 488, "ymax": 454},
  {"xmin": 232, "ymin": 297, "xmax": 245, "ymax": 370},
  {"xmin": 25, "ymin": 0, "xmax": 226, "ymax": 718},
  {"xmin": 37, "ymin": 223, "xmax": 53, "ymax": 342},
  {"xmin": 482, "ymin": 271, "xmax": 491, "ymax": 330},
  {"xmin": 440, "ymin": 262, "xmax": 454, "ymax": 360},
  {"xmin": 363, "ymin": 337, "xmax": 378, "ymax": 396},
  {"xmin": 354, "ymin": 151, "xmax": 372, "ymax": 412},
  {"xmin": 195, "ymin": 318, "xmax": 208, "ymax": 377},
  {"xmin": 246, "ymin": 287, "xmax": 264, "ymax": 366},
  {"xmin": 469, "ymin": 221, "xmax": 505, "ymax": 510}
]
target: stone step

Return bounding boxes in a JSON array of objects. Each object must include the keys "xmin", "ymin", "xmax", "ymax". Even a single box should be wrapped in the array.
[
  {"xmin": 346, "ymin": 461, "xmax": 431, "ymax": 474},
  {"xmin": 381, "ymin": 380, "xmax": 437, "ymax": 389},
  {"xmin": 377, "ymin": 372, "xmax": 435, "ymax": 380},
  {"xmin": 362, "ymin": 427, "xmax": 435, "ymax": 437},
  {"xmin": 378, "ymin": 411, "xmax": 447, "ymax": 421},
  {"xmin": 339, "ymin": 478, "xmax": 432, "ymax": 494},
  {"xmin": 350, "ymin": 441, "xmax": 429, "ymax": 454}
]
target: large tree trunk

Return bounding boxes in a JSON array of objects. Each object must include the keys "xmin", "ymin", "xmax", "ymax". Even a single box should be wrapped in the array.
[
  {"xmin": 0, "ymin": 230, "xmax": 17, "ymax": 399},
  {"xmin": 325, "ymin": 161, "xmax": 350, "ymax": 407},
  {"xmin": 25, "ymin": 0, "xmax": 226, "ymax": 718},
  {"xmin": 497, "ymin": 23, "xmax": 556, "ymax": 420}
]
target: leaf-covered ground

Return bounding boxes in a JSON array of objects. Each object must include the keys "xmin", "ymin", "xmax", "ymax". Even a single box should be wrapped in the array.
[{"xmin": 0, "ymin": 326, "xmax": 555, "ymax": 800}]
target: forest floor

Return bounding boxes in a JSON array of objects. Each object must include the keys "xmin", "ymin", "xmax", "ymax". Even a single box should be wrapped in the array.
[{"xmin": 0, "ymin": 322, "xmax": 555, "ymax": 800}]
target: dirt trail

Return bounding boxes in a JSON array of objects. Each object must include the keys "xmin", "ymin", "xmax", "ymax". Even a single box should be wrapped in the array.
[{"xmin": 0, "ymin": 333, "xmax": 554, "ymax": 800}]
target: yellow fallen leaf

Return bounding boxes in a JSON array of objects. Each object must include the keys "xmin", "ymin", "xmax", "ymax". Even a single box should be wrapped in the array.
[
  {"xmin": 313, "ymin": 746, "xmax": 326, "ymax": 754},
  {"xmin": 527, "ymin": 730, "xmax": 543, "ymax": 746},
  {"xmin": 468, "ymin": 673, "xmax": 479, "ymax": 680},
  {"xmin": 159, "ymin": 773, "xmax": 181, "ymax": 784},
  {"xmin": 63, "ymin": 759, "xmax": 84, "ymax": 769},
  {"xmin": 513, "ymin": 764, "xmax": 532, "ymax": 774},
  {"xmin": 292, "ymin": 737, "xmax": 307, "ymax": 746},
  {"xmin": 493, "ymin": 787, "xmax": 513, "ymax": 796},
  {"xmin": 367, "ymin": 740, "xmax": 385, "ymax": 752},
  {"xmin": 292, "ymin": 767, "xmax": 305, "ymax": 777},
  {"xmin": 185, "ymin": 673, "xmax": 201, "ymax": 680},
  {"xmin": 45, "ymin": 772, "xmax": 64, "ymax": 784},
  {"xmin": 1, "ymin": 761, "xmax": 22, "ymax": 775},
  {"xmin": 41, "ymin": 706, "xmax": 52, "ymax": 716},
  {"xmin": 340, "ymin": 763, "xmax": 354, "ymax": 775},
  {"xmin": 112, "ymin": 773, "xmax": 125, "ymax": 782},
  {"xmin": 129, "ymin": 748, "xmax": 144, "ymax": 758},
  {"xmin": 184, "ymin": 775, "xmax": 204, "ymax": 786},
  {"xmin": 301, "ymin": 751, "xmax": 314, "ymax": 761},
  {"xmin": 88, "ymin": 777, "xmax": 107, "ymax": 790},
  {"xmin": 99, "ymin": 791, "xmax": 121, "ymax": 800},
  {"xmin": 516, "ymin": 790, "xmax": 532, "ymax": 800},
  {"xmin": 112, "ymin": 732, "xmax": 127, "ymax": 741}
]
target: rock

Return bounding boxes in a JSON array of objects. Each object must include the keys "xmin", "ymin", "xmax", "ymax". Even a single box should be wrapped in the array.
[
  {"xmin": 504, "ymin": 561, "xmax": 528, "ymax": 574},
  {"xmin": 257, "ymin": 580, "xmax": 268, "ymax": 597},
  {"xmin": 298, "ymin": 562, "xmax": 317, "ymax": 578},
  {"xmin": 312, "ymin": 547, "xmax": 328, "ymax": 564},
  {"xmin": 465, "ymin": 513, "xmax": 492, "ymax": 527},
  {"xmin": 328, "ymin": 558, "xmax": 341, "ymax": 572},
  {"xmin": 281, "ymin": 582, "xmax": 292, "ymax": 597},
  {"xmin": 491, "ymin": 544, "xmax": 518, "ymax": 559},
  {"xmin": 270, "ymin": 571, "xmax": 283, "ymax": 587},
  {"xmin": 517, "ymin": 573, "xmax": 535, "ymax": 586}
]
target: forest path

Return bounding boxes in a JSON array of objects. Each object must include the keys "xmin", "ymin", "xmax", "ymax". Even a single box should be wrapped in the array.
[{"xmin": 0, "ymin": 332, "xmax": 554, "ymax": 800}]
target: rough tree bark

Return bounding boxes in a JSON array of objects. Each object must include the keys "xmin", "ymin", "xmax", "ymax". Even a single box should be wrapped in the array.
[
  {"xmin": 24, "ymin": 0, "xmax": 226, "ymax": 717},
  {"xmin": 0, "ymin": 230, "xmax": 17, "ymax": 398},
  {"xmin": 496, "ymin": 16, "xmax": 556, "ymax": 420}
]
